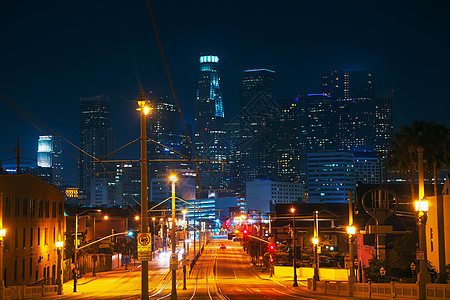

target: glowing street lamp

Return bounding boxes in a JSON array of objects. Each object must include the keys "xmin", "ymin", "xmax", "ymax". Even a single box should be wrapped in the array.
[
  {"xmin": 169, "ymin": 173, "xmax": 178, "ymax": 300},
  {"xmin": 290, "ymin": 207, "xmax": 298, "ymax": 287},
  {"xmin": 136, "ymin": 87, "xmax": 152, "ymax": 300},
  {"xmin": 0, "ymin": 225, "xmax": 6, "ymax": 297},
  {"xmin": 56, "ymin": 241, "xmax": 64, "ymax": 294},
  {"xmin": 74, "ymin": 209, "xmax": 101, "ymax": 292},
  {"xmin": 312, "ymin": 210, "xmax": 320, "ymax": 291}
]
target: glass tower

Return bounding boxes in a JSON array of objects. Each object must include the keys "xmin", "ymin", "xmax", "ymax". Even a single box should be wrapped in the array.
[
  {"xmin": 37, "ymin": 135, "xmax": 62, "ymax": 187},
  {"xmin": 79, "ymin": 95, "xmax": 114, "ymax": 206},
  {"xmin": 194, "ymin": 55, "xmax": 227, "ymax": 189}
]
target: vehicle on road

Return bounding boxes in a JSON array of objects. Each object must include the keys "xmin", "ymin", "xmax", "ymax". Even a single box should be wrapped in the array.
[{"xmin": 219, "ymin": 244, "xmax": 226, "ymax": 249}]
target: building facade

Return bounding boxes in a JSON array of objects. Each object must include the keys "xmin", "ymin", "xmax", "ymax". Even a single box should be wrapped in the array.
[
  {"xmin": 37, "ymin": 135, "xmax": 62, "ymax": 188},
  {"xmin": 147, "ymin": 94, "xmax": 191, "ymax": 178},
  {"xmin": 246, "ymin": 179, "xmax": 303, "ymax": 213},
  {"xmin": 320, "ymin": 70, "xmax": 393, "ymax": 153},
  {"xmin": 307, "ymin": 151, "xmax": 355, "ymax": 203},
  {"xmin": 79, "ymin": 96, "xmax": 114, "ymax": 206},
  {"xmin": 0, "ymin": 174, "xmax": 65, "ymax": 286},
  {"xmin": 194, "ymin": 55, "xmax": 228, "ymax": 190}
]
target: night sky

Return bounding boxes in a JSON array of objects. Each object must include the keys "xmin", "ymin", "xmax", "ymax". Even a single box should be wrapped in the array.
[{"xmin": 1, "ymin": 0, "xmax": 449, "ymax": 185}]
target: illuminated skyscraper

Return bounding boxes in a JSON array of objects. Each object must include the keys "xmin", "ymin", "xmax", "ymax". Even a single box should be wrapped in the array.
[
  {"xmin": 79, "ymin": 95, "xmax": 114, "ymax": 206},
  {"xmin": 147, "ymin": 94, "xmax": 191, "ymax": 177},
  {"xmin": 232, "ymin": 68, "xmax": 278, "ymax": 196},
  {"xmin": 320, "ymin": 70, "xmax": 392, "ymax": 153},
  {"xmin": 239, "ymin": 69, "xmax": 275, "ymax": 110},
  {"xmin": 37, "ymin": 135, "xmax": 62, "ymax": 187},
  {"xmin": 194, "ymin": 55, "xmax": 227, "ymax": 189}
]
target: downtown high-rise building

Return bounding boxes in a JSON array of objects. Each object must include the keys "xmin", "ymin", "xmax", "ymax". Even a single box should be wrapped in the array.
[
  {"xmin": 79, "ymin": 95, "xmax": 114, "ymax": 206},
  {"xmin": 37, "ymin": 135, "xmax": 62, "ymax": 187},
  {"xmin": 320, "ymin": 70, "xmax": 393, "ymax": 153},
  {"xmin": 147, "ymin": 94, "xmax": 191, "ymax": 178},
  {"xmin": 230, "ymin": 68, "xmax": 278, "ymax": 196},
  {"xmin": 194, "ymin": 55, "xmax": 228, "ymax": 190}
]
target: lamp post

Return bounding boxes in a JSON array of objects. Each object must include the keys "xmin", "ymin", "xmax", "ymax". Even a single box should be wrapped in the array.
[
  {"xmin": 169, "ymin": 174, "xmax": 178, "ymax": 300},
  {"xmin": 290, "ymin": 207, "xmax": 298, "ymax": 287},
  {"xmin": 182, "ymin": 207, "xmax": 187, "ymax": 290},
  {"xmin": 0, "ymin": 192, "xmax": 5, "ymax": 300},
  {"xmin": 56, "ymin": 241, "xmax": 63, "ymax": 295},
  {"xmin": 416, "ymin": 146, "xmax": 431, "ymax": 300},
  {"xmin": 312, "ymin": 210, "xmax": 319, "ymax": 291},
  {"xmin": 347, "ymin": 190, "xmax": 357, "ymax": 294},
  {"xmin": 410, "ymin": 262, "xmax": 416, "ymax": 281},
  {"xmin": 74, "ymin": 209, "xmax": 100, "ymax": 292},
  {"xmin": 152, "ymin": 217, "xmax": 156, "ymax": 256},
  {"xmin": 137, "ymin": 87, "xmax": 151, "ymax": 300}
]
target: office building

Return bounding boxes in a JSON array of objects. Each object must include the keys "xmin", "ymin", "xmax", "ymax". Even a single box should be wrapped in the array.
[
  {"xmin": 353, "ymin": 152, "xmax": 380, "ymax": 184},
  {"xmin": 246, "ymin": 179, "xmax": 303, "ymax": 213},
  {"xmin": 147, "ymin": 94, "xmax": 191, "ymax": 178},
  {"xmin": 37, "ymin": 135, "xmax": 62, "ymax": 187},
  {"xmin": 79, "ymin": 96, "xmax": 114, "ymax": 206},
  {"xmin": 233, "ymin": 69, "xmax": 278, "ymax": 196},
  {"xmin": 320, "ymin": 70, "xmax": 392, "ymax": 153},
  {"xmin": 194, "ymin": 55, "xmax": 227, "ymax": 189},
  {"xmin": 271, "ymin": 98, "xmax": 301, "ymax": 183},
  {"xmin": 239, "ymin": 69, "xmax": 275, "ymax": 110},
  {"xmin": 307, "ymin": 151, "xmax": 355, "ymax": 203}
]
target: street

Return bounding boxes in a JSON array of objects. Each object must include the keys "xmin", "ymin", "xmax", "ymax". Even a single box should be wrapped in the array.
[{"xmin": 49, "ymin": 239, "xmax": 349, "ymax": 300}]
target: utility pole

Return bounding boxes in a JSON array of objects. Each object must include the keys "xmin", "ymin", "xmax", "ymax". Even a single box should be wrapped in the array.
[{"xmin": 137, "ymin": 87, "xmax": 150, "ymax": 300}]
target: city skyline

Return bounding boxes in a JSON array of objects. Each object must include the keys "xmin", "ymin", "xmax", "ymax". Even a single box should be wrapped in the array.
[{"xmin": 1, "ymin": 1, "xmax": 449, "ymax": 186}]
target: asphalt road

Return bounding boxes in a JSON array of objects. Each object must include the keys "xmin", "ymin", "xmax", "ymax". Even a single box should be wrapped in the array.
[{"xmin": 48, "ymin": 239, "xmax": 351, "ymax": 300}]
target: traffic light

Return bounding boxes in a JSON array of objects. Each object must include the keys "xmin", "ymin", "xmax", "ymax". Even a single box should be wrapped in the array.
[
  {"xmin": 127, "ymin": 231, "xmax": 135, "ymax": 237},
  {"xmin": 268, "ymin": 243, "xmax": 276, "ymax": 254},
  {"xmin": 243, "ymin": 228, "xmax": 249, "ymax": 240}
]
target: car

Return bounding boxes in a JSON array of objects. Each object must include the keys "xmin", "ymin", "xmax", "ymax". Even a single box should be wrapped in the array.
[{"xmin": 219, "ymin": 244, "xmax": 226, "ymax": 249}]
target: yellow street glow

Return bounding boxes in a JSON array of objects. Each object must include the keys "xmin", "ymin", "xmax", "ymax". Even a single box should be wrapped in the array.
[
  {"xmin": 169, "ymin": 174, "xmax": 177, "ymax": 183},
  {"xmin": 347, "ymin": 226, "xmax": 356, "ymax": 235},
  {"xmin": 56, "ymin": 241, "xmax": 64, "ymax": 248},
  {"xmin": 415, "ymin": 199, "xmax": 429, "ymax": 212},
  {"xmin": 312, "ymin": 237, "xmax": 319, "ymax": 245},
  {"xmin": 0, "ymin": 229, "xmax": 6, "ymax": 237}
]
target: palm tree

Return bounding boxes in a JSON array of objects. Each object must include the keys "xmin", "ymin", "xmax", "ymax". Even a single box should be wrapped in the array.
[{"xmin": 387, "ymin": 121, "xmax": 450, "ymax": 199}]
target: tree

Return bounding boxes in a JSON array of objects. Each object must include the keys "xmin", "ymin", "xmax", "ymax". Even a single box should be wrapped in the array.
[{"xmin": 387, "ymin": 121, "xmax": 450, "ymax": 199}]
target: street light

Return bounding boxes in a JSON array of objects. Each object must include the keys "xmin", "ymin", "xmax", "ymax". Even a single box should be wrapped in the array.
[
  {"xmin": 169, "ymin": 173, "xmax": 178, "ymax": 300},
  {"xmin": 290, "ymin": 207, "xmax": 298, "ymax": 287},
  {"xmin": 182, "ymin": 206, "xmax": 187, "ymax": 290},
  {"xmin": 415, "ymin": 198, "xmax": 431, "ymax": 294},
  {"xmin": 0, "ymin": 226, "xmax": 6, "ymax": 300},
  {"xmin": 416, "ymin": 146, "xmax": 431, "ymax": 300},
  {"xmin": 74, "ymin": 209, "xmax": 101, "ymax": 292},
  {"xmin": 56, "ymin": 241, "xmax": 63, "ymax": 295},
  {"xmin": 312, "ymin": 210, "xmax": 319, "ymax": 291},
  {"xmin": 347, "ymin": 190, "xmax": 356, "ymax": 291},
  {"xmin": 136, "ymin": 87, "xmax": 152, "ymax": 300}
]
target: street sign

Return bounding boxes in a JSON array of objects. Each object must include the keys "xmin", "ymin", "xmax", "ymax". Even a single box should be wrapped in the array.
[
  {"xmin": 137, "ymin": 233, "xmax": 152, "ymax": 261},
  {"xmin": 170, "ymin": 253, "xmax": 178, "ymax": 270},
  {"xmin": 416, "ymin": 249, "xmax": 425, "ymax": 260}
]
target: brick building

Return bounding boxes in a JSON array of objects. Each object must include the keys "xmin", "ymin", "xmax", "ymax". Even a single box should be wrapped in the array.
[{"xmin": 0, "ymin": 174, "xmax": 64, "ymax": 286}]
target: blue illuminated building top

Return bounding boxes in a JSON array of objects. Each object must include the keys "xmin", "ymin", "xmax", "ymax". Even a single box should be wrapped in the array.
[
  {"xmin": 200, "ymin": 55, "xmax": 219, "ymax": 63},
  {"xmin": 244, "ymin": 68, "xmax": 275, "ymax": 73}
]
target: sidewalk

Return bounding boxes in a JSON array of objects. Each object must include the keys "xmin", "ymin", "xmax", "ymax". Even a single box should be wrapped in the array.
[
  {"xmin": 44, "ymin": 241, "xmax": 195, "ymax": 299},
  {"xmin": 239, "ymin": 244, "xmax": 359, "ymax": 300}
]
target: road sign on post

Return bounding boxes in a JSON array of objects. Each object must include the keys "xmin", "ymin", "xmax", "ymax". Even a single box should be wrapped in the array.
[
  {"xmin": 170, "ymin": 253, "xmax": 178, "ymax": 270},
  {"xmin": 137, "ymin": 233, "xmax": 152, "ymax": 261}
]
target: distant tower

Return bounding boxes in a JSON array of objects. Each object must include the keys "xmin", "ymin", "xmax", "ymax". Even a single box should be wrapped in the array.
[
  {"xmin": 79, "ymin": 96, "xmax": 114, "ymax": 206},
  {"xmin": 320, "ymin": 70, "xmax": 392, "ymax": 152},
  {"xmin": 239, "ymin": 69, "xmax": 275, "ymax": 110},
  {"xmin": 37, "ymin": 135, "xmax": 62, "ymax": 187},
  {"xmin": 233, "ymin": 68, "xmax": 278, "ymax": 196},
  {"xmin": 147, "ymin": 94, "xmax": 191, "ymax": 178},
  {"xmin": 194, "ymin": 55, "xmax": 227, "ymax": 189}
]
